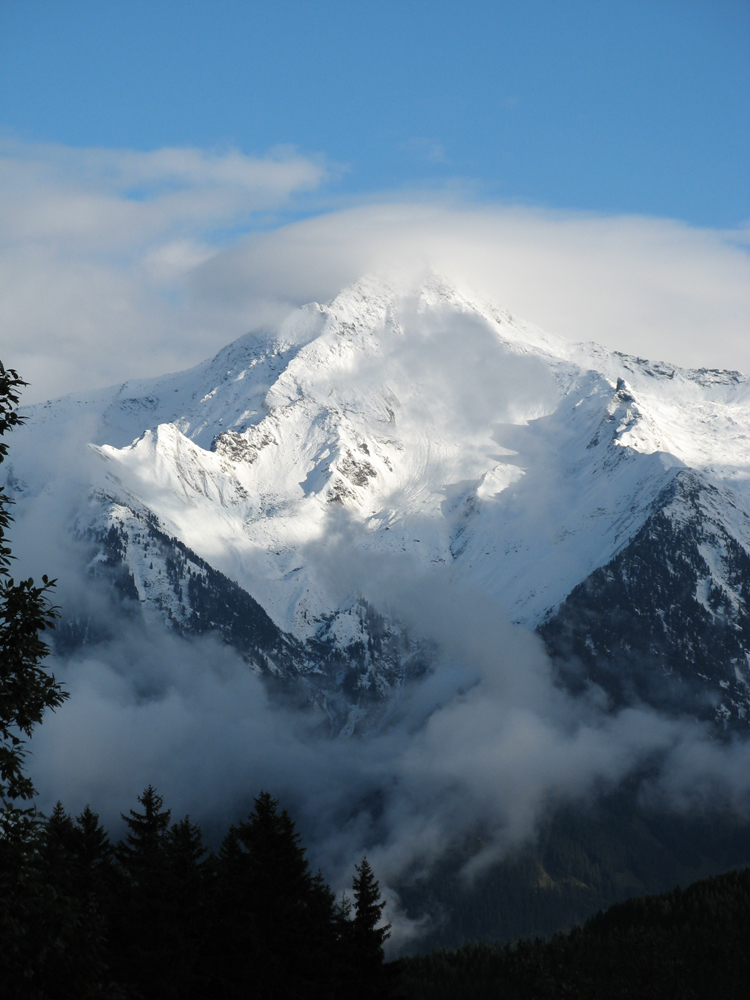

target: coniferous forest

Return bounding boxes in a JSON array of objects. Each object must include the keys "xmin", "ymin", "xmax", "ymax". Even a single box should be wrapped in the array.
[
  {"xmin": 3, "ymin": 785, "xmax": 395, "ymax": 999},
  {"xmin": 396, "ymin": 865, "xmax": 750, "ymax": 999},
  {"xmin": 6, "ymin": 788, "xmax": 750, "ymax": 1000}
]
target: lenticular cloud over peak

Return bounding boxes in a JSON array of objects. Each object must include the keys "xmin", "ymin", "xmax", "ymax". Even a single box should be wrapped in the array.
[{"xmin": 2, "ymin": 141, "xmax": 749, "ymax": 407}]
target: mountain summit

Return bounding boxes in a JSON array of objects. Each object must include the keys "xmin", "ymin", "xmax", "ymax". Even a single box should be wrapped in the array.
[{"xmin": 8, "ymin": 274, "xmax": 750, "ymax": 730}]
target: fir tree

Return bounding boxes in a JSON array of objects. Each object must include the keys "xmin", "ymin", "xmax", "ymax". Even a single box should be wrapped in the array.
[
  {"xmin": 352, "ymin": 855, "xmax": 390, "ymax": 955},
  {"xmin": 35, "ymin": 803, "xmax": 114, "ymax": 997},
  {"xmin": 162, "ymin": 815, "xmax": 211, "ymax": 999},
  {"xmin": 117, "ymin": 784, "xmax": 171, "ymax": 882},
  {"xmin": 210, "ymin": 790, "xmax": 344, "ymax": 998},
  {"xmin": 111, "ymin": 786, "xmax": 173, "ymax": 996},
  {"xmin": 74, "ymin": 805, "xmax": 115, "ymax": 886},
  {"xmin": 44, "ymin": 800, "xmax": 78, "ymax": 854},
  {"xmin": 350, "ymin": 855, "xmax": 392, "ymax": 997},
  {"xmin": 165, "ymin": 814, "xmax": 209, "ymax": 885}
]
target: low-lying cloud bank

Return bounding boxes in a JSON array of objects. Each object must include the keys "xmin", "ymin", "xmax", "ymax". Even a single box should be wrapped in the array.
[
  {"xmin": 2, "ymin": 139, "xmax": 748, "ymax": 405},
  {"xmin": 26, "ymin": 536, "xmax": 750, "ymax": 949}
]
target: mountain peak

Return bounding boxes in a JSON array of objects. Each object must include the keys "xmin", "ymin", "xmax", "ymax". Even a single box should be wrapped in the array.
[{"xmin": 7, "ymin": 270, "xmax": 750, "ymax": 731}]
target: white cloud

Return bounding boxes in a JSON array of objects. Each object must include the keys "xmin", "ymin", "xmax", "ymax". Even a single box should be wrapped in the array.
[
  {"xmin": 195, "ymin": 203, "xmax": 750, "ymax": 374},
  {"xmin": 1, "ymin": 139, "xmax": 328, "ymax": 247},
  {"xmin": 1, "ymin": 140, "xmax": 748, "ymax": 406},
  {"xmin": 0, "ymin": 140, "xmax": 330, "ymax": 402},
  {"xmin": 24, "ymin": 560, "xmax": 750, "ymax": 951},
  {"xmin": 401, "ymin": 137, "xmax": 448, "ymax": 164}
]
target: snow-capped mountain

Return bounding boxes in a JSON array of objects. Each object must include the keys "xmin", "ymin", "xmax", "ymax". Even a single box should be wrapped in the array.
[{"xmin": 8, "ymin": 274, "xmax": 750, "ymax": 730}]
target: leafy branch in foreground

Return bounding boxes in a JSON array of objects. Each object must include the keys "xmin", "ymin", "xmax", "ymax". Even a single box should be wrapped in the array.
[
  {"xmin": 0, "ymin": 362, "xmax": 66, "ymax": 805},
  {"xmin": 0, "ymin": 367, "xmax": 95, "ymax": 998}
]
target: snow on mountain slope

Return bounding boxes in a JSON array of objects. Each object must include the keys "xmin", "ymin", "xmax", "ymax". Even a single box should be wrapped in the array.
[
  {"xmin": 7, "ymin": 273, "xmax": 750, "ymax": 723},
  {"xmin": 24, "ymin": 302, "xmax": 327, "ymax": 451}
]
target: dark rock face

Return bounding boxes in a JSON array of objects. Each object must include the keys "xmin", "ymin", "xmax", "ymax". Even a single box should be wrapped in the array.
[
  {"xmin": 54, "ymin": 509, "xmax": 428, "ymax": 734},
  {"xmin": 56, "ymin": 518, "xmax": 300, "ymax": 670},
  {"xmin": 301, "ymin": 602, "xmax": 432, "ymax": 731},
  {"xmin": 540, "ymin": 472, "xmax": 750, "ymax": 728},
  {"xmin": 53, "ymin": 525, "xmax": 141, "ymax": 654},
  {"xmin": 144, "ymin": 520, "xmax": 301, "ymax": 672}
]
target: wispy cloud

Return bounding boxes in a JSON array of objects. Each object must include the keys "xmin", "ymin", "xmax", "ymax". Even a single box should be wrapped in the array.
[
  {"xmin": 401, "ymin": 136, "xmax": 449, "ymax": 164},
  {"xmin": 1, "ymin": 139, "xmax": 329, "ymax": 246}
]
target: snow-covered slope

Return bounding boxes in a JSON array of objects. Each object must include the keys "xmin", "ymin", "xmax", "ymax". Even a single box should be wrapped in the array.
[{"xmin": 8, "ymin": 274, "xmax": 750, "ymax": 728}]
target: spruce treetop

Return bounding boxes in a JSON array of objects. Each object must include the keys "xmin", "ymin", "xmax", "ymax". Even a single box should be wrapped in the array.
[{"xmin": 353, "ymin": 855, "xmax": 391, "ymax": 950}]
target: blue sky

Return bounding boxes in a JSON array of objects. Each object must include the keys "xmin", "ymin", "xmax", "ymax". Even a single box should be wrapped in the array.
[
  {"xmin": 1, "ymin": 1, "xmax": 749, "ymax": 400},
  {"xmin": 2, "ymin": 0, "xmax": 748, "ymax": 227}
]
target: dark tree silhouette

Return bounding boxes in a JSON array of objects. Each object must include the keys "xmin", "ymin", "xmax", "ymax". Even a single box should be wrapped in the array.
[
  {"xmin": 350, "ymin": 855, "xmax": 392, "ymax": 997},
  {"xmin": 117, "ymin": 784, "xmax": 171, "ymax": 880},
  {"xmin": 111, "ymin": 786, "xmax": 173, "ymax": 995},
  {"xmin": 0, "ymin": 366, "xmax": 104, "ymax": 997},
  {"xmin": 0, "ymin": 363, "xmax": 65, "ymax": 807},
  {"xmin": 209, "ymin": 790, "xmax": 345, "ymax": 998},
  {"xmin": 162, "ymin": 815, "xmax": 211, "ymax": 998},
  {"xmin": 74, "ymin": 805, "xmax": 116, "ymax": 892}
]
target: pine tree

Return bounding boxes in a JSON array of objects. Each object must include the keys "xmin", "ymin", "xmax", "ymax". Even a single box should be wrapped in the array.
[
  {"xmin": 162, "ymin": 815, "xmax": 211, "ymax": 999},
  {"xmin": 350, "ymin": 855, "xmax": 392, "ymax": 997},
  {"xmin": 45, "ymin": 800, "xmax": 78, "ymax": 853},
  {"xmin": 165, "ymin": 814, "xmax": 208, "ymax": 884},
  {"xmin": 117, "ymin": 784, "xmax": 171, "ymax": 882},
  {"xmin": 74, "ymin": 805, "xmax": 115, "ymax": 886},
  {"xmin": 35, "ymin": 802, "xmax": 115, "ymax": 997},
  {"xmin": 209, "ymin": 790, "xmax": 345, "ymax": 998},
  {"xmin": 353, "ymin": 856, "xmax": 390, "ymax": 953},
  {"xmin": 112, "ymin": 786, "xmax": 173, "ymax": 997},
  {"xmin": 210, "ymin": 791, "xmax": 308, "ymax": 996}
]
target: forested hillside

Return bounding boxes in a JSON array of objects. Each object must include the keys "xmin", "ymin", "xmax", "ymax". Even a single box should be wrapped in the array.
[
  {"xmin": 397, "ymin": 865, "xmax": 750, "ymax": 999},
  {"xmin": 396, "ymin": 784, "xmax": 750, "ymax": 951}
]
